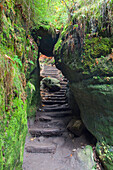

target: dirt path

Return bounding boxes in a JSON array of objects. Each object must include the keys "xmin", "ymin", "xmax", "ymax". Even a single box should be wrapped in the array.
[{"xmin": 23, "ymin": 65, "xmax": 101, "ymax": 170}]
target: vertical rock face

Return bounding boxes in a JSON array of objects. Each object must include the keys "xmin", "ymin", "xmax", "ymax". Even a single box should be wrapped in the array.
[
  {"xmin": 0, "ymin": 1, "xmax": 38, "ymax": 169},
  {"xmin": 54, "ymin": 3, "xmax": 113, "ymax": 147}
]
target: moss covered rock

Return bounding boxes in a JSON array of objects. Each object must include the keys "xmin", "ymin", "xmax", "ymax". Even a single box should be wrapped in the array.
[
  {"xmin": 54, "ymin": 3, "xmax": 113, "ymax": 146},
  {"xmin": 76, "ymin": 145, "xmax": 96, "ymax": 170},
  {"xmin": 0, "ymin": 49, "xmax": 27, "ymax": 169},
  {"xmin": 67, "ymin": 118, "xmax": 85, "ymax": 136},
  {"xmin": 96, "ymin": 142, "xmax": 113, "ymax": 170},
  {"xmin": 42, "ymin": 77, "xmax": 61, "ymax": 92},
  {"xmin": 54, "ymin": 1, "xmax": 113, "ymax": 169},
  {"xmin": 0, "ymin": 0, "xmax": 39, "ymax": 169}
]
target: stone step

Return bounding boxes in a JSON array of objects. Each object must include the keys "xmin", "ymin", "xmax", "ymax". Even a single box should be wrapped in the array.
[
  {"xmin": 43, "ymin": 75, "xmax": 59, "ymax": 80},
  {"xmin": 44, "ymin": 105, "xmax": 70, "ymax": 112},
  {"xmin": 53, "ymin": 92, "xmax": 66, "ymax": 95},
  {"xmin": 60, "ymin": 81, "xmax": 67, "ymax": 84},
  {"xmin": 38, "ymin": 116, "xmax": 52, "ymax": 122},
  {"xmin": 42, "ymin": 100, "xmax": 67, "ymax": 105},
  {"xmin": 43, "ymin": 96, "xmax": 67, "ymax": 100},
  {"xmin": 34, "ymin": 119, "xmax": 66, "ymax": 128},
  {"xmin": 42, "ymin": 104, "xmax": 59, "ymax": 108},
  {"xmin": 29, "ymin": 127, "xmax": 64, "ymax": 137},
  {"xmin": 43, "ymin": 94, "xmax": 66, "ymax": 98},
  {"xmin": 42, "ymin": 71, "xmax": 58, "ymax": 73},
  {"xmin": 36, "ymin": 110, "xmax": 72, "ymax": 119},
  {"xmin": 44, "ymin": 111, "xmax": 72, "ymax": 118},
  {"xmin": 43, "ymin": 68, "xmax": 58, "ymax": 71},
  {"xmin": 44, "ymin": 69, "xmax": 58, "ymax": 71},
  {"xmin": 42, "ymin": 74, "xmax": 58, "ymax": 76},
  {"xmin": 42, "ymin": 70, "xmax": 58, "ymax": 73},
  {"xmin": 26, "ymin": 143, "xmax": 56, "ymax": 153},
  {"xmin": 43, "ymin": 103, "xmax": 69, "ymax": 108},
  {"xmin": 59, "ymin": 89, "xmax": 67, "ymax": 92},
  {"xmin": 60, "ymin": 84, "xmax": 67, "ymax": 89}
]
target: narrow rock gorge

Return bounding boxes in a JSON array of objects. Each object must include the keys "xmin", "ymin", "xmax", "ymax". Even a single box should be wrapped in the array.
[{"xmin": 0, "ymin": 0, "xmax": 113, "ymax": 170}]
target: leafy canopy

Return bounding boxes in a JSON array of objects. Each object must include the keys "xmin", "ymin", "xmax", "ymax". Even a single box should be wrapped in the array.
[{"xmin": 22, "ymin": 0, "xmax": 112, "ymax": 30}]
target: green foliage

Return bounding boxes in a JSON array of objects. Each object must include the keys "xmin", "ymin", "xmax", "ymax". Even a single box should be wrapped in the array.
[
  {"xmin": 0, "ymin": 45, "xmax": 27, "ymax": 169},
  {"xmin": 54, "ymin": 38, "xmax": 62, "ymax": 52},
  {"xmin": 84, "ymin": 37, "xmax": 112, "ymax": 58},
  {"xmin": 26, "ymin": 81, "xmax": 36, "ymax": 117},
  {"xmin": 0, "ymin": 1, "xmax": 38, "ymax": 168},
  {"xmin": 96, "ymin": 141, "xmax": 113, "ymax": 170},
  {"xmin": 13, "ymin": 55, "xmax": 22, "ymax": 67},
  {"xmin": 81, "ymin": 36, "xmax": 112, "ymax": 72}
]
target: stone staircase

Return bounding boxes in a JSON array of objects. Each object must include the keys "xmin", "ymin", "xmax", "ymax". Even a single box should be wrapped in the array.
[
  {"xmin": 23, "ymin": 64, "xmax": 101, "ymax": 170},
  {"xmin": 25, "ymin": 65, "xmax": 73, "ymax": 154}
]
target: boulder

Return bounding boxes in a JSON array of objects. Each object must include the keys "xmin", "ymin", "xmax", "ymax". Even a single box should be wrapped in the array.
[
  {"xmin": 67, "ymin": 118, "xmax": 85, "ymax": 136},
  {"xmin": 42, "ymin": 77, "xmax": 61, "ymax": 92},
  {"xmin": 54, "ymin": 4, "xmax": 113, "ymax": 168},
  {"xmin": 76, "ymin": 145, "xmax": 96, "ymax": 170},
  {"xmin": 54, "ymin": 18, "xmax": 113, "ymax": 145}
]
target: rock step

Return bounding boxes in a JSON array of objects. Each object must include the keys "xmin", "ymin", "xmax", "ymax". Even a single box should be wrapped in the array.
[
  {"xmin": 42, "ymin": 73, "xmax": 58, "ymax": 76},
  {"xmin": 60, "ymin": 81, "xmax": 67, "ymax": 84},
  {"xmin": 53, "ymin": 92, "xmax": 66, "ymax": 95},
  {"xmin": 44, "ymin": 106, "xmax": 70, "ymax": 112},
  {"xmin": 26, "ymin": 143, "xmax": 56, "ymax": 153},
  {"xmin": 42, "ymin": 104, "xmax": 59, "ymax": 108},
  {"xmin": 61, "ymin": 85, "xmax": 67, "ymax": 88},
  {"xmin": 36, "ymin": 110, "xmax": 72, "ymax": 119},
  {"xmin": 43, "ymin": 94, "xmax": 66, "ymax": 98},
  {"xmin": 59, "ymin": 89, "xmax": 67, "ymax": 92},
  {"xmin": 42, "ymin": 70, "xmax": 58, "ymax": 73},
  {"xmin": 41, "ymin": 92, "xmax": 66, "ymax": 96},
  {"xmin": 29, "ymin": 127, "xmax": 64, "ymax": 137},
  {"xmin": 42, "ymin": 76, "xmax": 59, "ymax": 79},
  {"xmin": 38, "ymin": 116, "xmax": 53, "ymax": 122},
  {"xmin": 43, "ymin": 111, "xmax": 72, "ymax": 118},
  {"xmin": 42, "ymin": 100, "xmax": 67, "ymax": 105},
  {"xmin": 34, "ymin": 119, "xmax": 66, "ymax": 128},
  {"xmin": 43, "ymin": 69, "xmax": 58, "ymax": 71},
  {"xmin": 43, "ymin": 97, "xmax": 67, "ymax": 100},
  {"xmin": 42, "ymin": 103, "xmax": 69, "ymax": 108},
  {"xmin": 43, "ymin": 68, "xmax": 58, "ymax": 71},
  {"xmin": 43, "ymin": 66, "xmax": 57, "ymax": 68}
]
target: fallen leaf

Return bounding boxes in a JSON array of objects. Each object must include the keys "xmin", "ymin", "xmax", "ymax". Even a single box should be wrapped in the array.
[{"xmin": 30, "ymin": 138, "xmax": 34, "ymax": 141}]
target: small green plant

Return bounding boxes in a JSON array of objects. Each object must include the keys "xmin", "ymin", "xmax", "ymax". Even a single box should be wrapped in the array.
[
  {"xmin": 26, "ymin": 81, "xmax": 36, "ymax": 117},
  {"xmin": 13, "ymin": 55, "xmax": 22, "ymax": 67}
]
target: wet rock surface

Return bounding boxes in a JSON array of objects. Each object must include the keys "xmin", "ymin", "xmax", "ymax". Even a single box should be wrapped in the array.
[{"xmin": 23, "ymin": 65, "xmax": 102, "ymax": 170}]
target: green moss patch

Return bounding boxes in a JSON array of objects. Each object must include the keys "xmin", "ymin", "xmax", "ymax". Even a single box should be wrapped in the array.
[
  {"xmin": 0, "ymin": 47, "xmax": 27, "ymax": 169},
  {"xmin": 96, "ymin": 142, "xmax": 113, "ymax": 170}
]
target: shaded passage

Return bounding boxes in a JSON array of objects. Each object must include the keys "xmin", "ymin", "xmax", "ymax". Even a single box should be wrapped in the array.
[{"xmin": 23, "ymin": 64, "xmax": 102, "ymax": 170}]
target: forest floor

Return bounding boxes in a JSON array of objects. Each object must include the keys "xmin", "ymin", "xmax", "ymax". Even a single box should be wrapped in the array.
[{"xmin": 23, "ymin": 63, "xmax": 103, "ymax": 170}]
